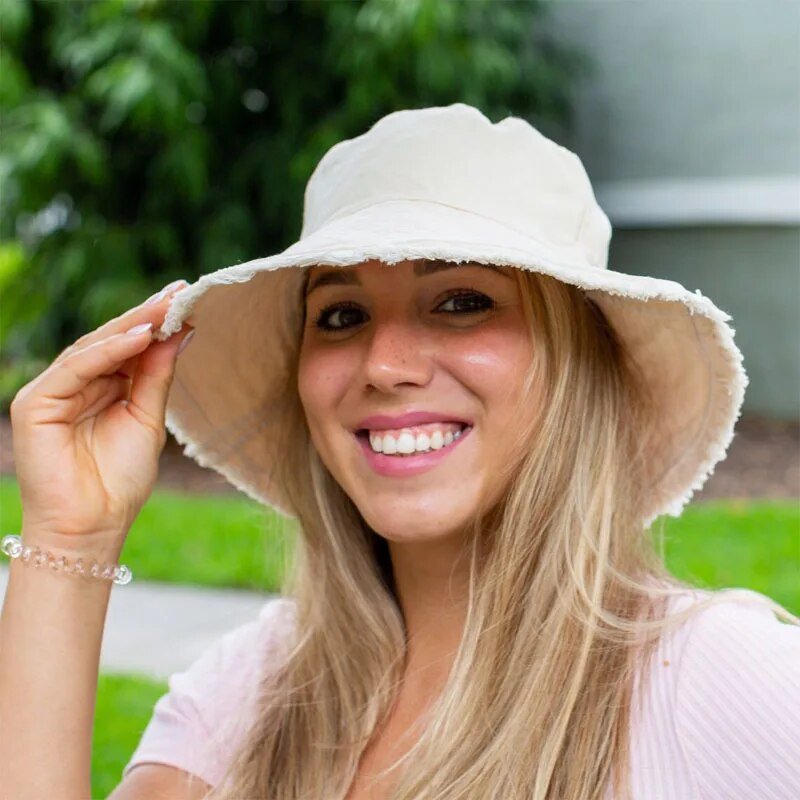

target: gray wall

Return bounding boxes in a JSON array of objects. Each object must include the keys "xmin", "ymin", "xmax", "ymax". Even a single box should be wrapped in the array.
[{"xmin": 541, "ymin": 0, "xmax": 800, "ymax": 418}]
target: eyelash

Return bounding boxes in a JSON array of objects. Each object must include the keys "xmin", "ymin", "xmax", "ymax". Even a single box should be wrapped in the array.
[{"xmin": 311, "ymin": 290, "xmax": 496, "ymax": 332}]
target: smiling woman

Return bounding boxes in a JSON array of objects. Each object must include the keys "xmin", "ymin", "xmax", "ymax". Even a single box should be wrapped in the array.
[
  {"xmin": 110, "ymin": 104, "xmax": 800, "ymax": 800},
  {"xmin": 12, "ymin": 103, "xmax": 792, "ymax": 800}
]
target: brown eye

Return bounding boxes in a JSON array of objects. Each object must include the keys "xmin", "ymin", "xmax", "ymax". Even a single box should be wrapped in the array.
[
  {"xmin": 312, "ymin": 302, "xmax": 366, "ymax": 331},
  {"xmin": 434, "ymin": 291, "xmax": 495, "ymax": 314}
]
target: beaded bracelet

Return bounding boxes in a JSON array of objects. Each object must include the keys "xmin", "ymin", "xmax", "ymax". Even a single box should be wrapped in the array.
[{"xmin": 1, "ymin": 534, "xmax": 133, "ymax": 585}]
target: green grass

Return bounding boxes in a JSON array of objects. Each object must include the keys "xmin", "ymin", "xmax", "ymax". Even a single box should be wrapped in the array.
[
  {"xmin": 655, "ymin": 499, "xmax": 799, "ymax": 613},
  {"xmin": 93, "ymin": 674, "xmax": 168, "ymax": 798}
]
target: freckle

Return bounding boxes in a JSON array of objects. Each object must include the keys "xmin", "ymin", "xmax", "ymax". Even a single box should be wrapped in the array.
[{"xmin": 662, "ymin": 659, "xmax": 670, "ymax": 667}]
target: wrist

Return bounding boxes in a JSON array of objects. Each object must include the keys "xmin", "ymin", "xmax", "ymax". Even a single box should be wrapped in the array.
[
  {"xmin": 15, "ymin": 526, "xmax": 127, "ymax": 565},
  {"xmin": 3, "ymin": 531, "xmax": 132, "ymax": 586}
]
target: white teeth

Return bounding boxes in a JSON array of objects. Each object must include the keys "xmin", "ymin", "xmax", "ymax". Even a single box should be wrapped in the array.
[
  {"xmin": 368, "ymin": 425, "xmax": 469, "ymax": 456},
  {"xmin": 396, "ymin": 432, "xmax": 416, "ymax": 454},
  {"xmin": 381, "ymin": 435, "xmax": 397, "ymax": 454}
]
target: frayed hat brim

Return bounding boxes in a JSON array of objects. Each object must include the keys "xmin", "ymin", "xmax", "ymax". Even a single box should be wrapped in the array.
[{"xmin": 154, "ymin": 198, "xmax": 747, "ymax": 527}]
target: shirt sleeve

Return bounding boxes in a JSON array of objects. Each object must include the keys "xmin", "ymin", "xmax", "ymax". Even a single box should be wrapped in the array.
[
  {"xmin": 674, "ymin": 591, "xmax": 800, "ymax": 800},
  {"xmin": 121, "ymin": 596, "xmax": 296, "ymax": 788}
]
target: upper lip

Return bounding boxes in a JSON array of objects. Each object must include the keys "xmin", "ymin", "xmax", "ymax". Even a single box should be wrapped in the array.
[{"xmin": 354, "ymin": 411, "xmax": 473, "ymax": 432}]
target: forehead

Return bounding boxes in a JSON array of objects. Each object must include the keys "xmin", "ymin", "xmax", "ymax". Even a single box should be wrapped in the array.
[{"xmin": 304, "ymin": 259, "xmax": 515, "ymax": 297}]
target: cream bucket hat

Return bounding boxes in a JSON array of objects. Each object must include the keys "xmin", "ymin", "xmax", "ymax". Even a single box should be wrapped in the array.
[{"xmin": 154, "ymin": 102, "xmax": 747, "ymax": 528}]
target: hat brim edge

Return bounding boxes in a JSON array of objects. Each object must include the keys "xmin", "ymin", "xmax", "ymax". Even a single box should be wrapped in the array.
[{"xmin": 156, "ymin": 238, "xmax": 748, "ymax": 528}]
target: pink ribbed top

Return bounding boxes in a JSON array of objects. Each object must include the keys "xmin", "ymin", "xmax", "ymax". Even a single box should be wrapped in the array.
[{"xmin": 122, "ymin": 588, "xmax": 800, "ymax": 797}]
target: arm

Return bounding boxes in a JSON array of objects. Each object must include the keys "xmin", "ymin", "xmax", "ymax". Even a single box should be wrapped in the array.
[
  {"xmin": 0, "ymin": 529, "xmax": 124, "ymax": 799},
  {"xmin": 0, "ymin": 278, "xmax": 192, "ymax": 799}
]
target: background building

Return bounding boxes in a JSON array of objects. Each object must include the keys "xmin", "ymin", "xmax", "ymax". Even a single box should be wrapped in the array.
[{"xmin": 544, "ymin": 0, "xmax": 799, "ymax": 418}]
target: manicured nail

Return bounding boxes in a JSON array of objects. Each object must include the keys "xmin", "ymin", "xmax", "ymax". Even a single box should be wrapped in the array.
[
  {"xmin": 144, "ymin": 279, "xmax": 189, "ymax": 306},
  {"xmin": 177, "ymin": 329, "xmax": 196, "ymax": 355},
  {"xmin": 126, "ymin": 322, "xmax": 153, "ymax": 336}
]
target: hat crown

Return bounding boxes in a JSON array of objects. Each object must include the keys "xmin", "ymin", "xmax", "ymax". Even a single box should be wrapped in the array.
[{"xmin": 300, "ymin": 103, "xmax": 611, "ymax": 269}]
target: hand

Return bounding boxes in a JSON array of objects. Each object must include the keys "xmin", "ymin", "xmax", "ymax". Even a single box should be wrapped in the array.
[{"xmin": 9, "ymin": 279, "xmax": 195, "ymax": 553}]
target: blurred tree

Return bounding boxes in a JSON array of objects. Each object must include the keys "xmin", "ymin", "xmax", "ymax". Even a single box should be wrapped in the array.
[{"xmin": 0, "ymin": 0, "xmax": 589, "ymax": 409}]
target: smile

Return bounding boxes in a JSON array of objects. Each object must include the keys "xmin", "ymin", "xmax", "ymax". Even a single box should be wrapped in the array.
[{"xmin": 354, "ymin": 424, "xmax": 474, "ymax": 478}]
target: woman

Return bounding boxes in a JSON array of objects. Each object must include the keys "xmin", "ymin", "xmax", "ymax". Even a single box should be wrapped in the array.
[{"xmin": 2, "ymin": 104, "xmax": 798, "ymax": 800}]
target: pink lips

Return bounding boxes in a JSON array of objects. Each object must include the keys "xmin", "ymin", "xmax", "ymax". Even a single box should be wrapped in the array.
[{"xmin": 355, "ymin": 425, "xmax": 473, "ymax": 478}]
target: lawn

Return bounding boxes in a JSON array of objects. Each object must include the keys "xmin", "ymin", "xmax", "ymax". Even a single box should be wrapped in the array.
[
  {"xmin": 652, "ymin": 498, "xmax": 799, "ymax": 613},
  {"xmin": 1, "ymin": 475, "xmax": 797, "ymax": 796},
  {"xmin": 93, "ymin": 674, "xmax": 168, "ymax": 798}
]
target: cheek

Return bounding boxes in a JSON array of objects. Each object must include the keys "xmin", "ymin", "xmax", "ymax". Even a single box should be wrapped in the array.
[
  {"xmin": 297, "ymin": 344, "xmax": 353, "ymax": 424},
  {"xmin": 445, "ymin": 320, "xmax": 533, "ymax": 399}
]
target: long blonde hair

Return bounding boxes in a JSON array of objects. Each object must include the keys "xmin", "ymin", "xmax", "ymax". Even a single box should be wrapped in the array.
[{"xmin": 202, "ymin": 264, "xmax": 796, "ymax": 800}]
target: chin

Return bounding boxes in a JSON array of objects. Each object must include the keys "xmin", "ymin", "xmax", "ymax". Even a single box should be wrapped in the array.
[{"xmin": 361, "ymin": 505, "xmax": 472, "ymax": 544}]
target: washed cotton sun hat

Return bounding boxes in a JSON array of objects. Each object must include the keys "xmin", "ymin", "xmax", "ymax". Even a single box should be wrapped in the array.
[{"xmin": 153, "ymin": 102, "xmax": 747, "ymax": 528}]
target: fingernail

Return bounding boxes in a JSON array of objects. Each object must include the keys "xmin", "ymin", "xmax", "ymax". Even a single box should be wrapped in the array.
[
  {"xmin": 177, "ymin": 329, "xmax": 196, "ymax": 355},
  {"xmin": 126, "ymin": 322, "xmax": 153, "ymax": 336},
  {"xmin": 144, "ymin": 279, "xmax": 189, "ymax": 306}
]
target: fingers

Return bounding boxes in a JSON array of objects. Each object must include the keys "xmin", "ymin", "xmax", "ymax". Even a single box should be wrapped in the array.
[
  {"xmin": 70, "ymin": 374, "xmax": 132, "ymax": 426},
  {"xmin": 13, "ymin": 317, "xmax": 196, "ymax": 441},
  {"xmin": 115, "ymin": 352, "xmax": 141, "ymax": 380},
  {"xmin": 53, "ymin": 279, "xmax": 189, "ymax": 369},
  {"xmin": 127, "ymin": 323, "xmax": 194, "ymax": 433},
  {"xmin": 16, "ymin": 325, "xmax": 158, "ymax": 417}
]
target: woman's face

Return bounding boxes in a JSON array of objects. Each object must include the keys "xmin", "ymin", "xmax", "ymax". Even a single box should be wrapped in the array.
[{"xmin": 297, "ymin": 259, "xmax": 534, "ymax": 544}]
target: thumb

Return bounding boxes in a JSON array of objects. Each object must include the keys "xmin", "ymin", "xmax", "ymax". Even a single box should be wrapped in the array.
[{"xmin": 127, "ymin": 324, "xmax": 195, "ymax": 435}]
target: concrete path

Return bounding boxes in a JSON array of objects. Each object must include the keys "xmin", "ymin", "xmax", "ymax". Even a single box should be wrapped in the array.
[{"xmin": 0, "ymin": 564, "xmax": 276, "ymax": 682}]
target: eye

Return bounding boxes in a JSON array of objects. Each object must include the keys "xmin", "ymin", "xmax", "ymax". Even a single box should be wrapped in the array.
[
  {"xmin": 311, "ymin": 301, "xmax": 366, "ymax": 332},
  {"xmin": 309, "ymin": 290, "xmax": 495, "ymax": 333},
  {"xmin": 433, "ymin": 290, "xmax": 495, "ymax": 315}
]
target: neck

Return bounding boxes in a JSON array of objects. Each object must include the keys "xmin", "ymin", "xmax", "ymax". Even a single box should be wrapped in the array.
[{"xmin": 387, "ymin": 535, "xmax": 471, "ymax": 692}]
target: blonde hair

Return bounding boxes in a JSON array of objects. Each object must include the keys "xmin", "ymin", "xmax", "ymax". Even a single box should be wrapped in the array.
[{"xmin": 201, "ymin": 264, "xmax": 797, "ymax": 800}]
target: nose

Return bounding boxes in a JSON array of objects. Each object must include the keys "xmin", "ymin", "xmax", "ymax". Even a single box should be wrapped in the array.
[{"xmin": 360, "ymin": 318, "xmax": 434, "ymax": 393}]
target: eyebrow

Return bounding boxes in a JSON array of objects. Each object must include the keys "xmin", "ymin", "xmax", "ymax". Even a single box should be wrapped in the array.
[{"xmin": 304, "ymin": 260, "xmax": 513, "ymax": 298}]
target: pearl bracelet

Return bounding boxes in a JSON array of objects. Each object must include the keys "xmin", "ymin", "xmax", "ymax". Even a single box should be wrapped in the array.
[{"xmin": 1, "ymin": 534, "xmax": 133, "ymax": 585}]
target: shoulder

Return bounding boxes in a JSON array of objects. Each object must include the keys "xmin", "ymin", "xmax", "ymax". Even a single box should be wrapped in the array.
[
  {"xmin": 122, "ymin": 596, "xmax": 297, "ymax": 787},
  {"xmin": 670, "ymin": 588, "xmax": 800, "ymax": 799},
  {"xmin": 166, "ymin": 595, "xmax": 296, "ymax": 701},
  {"xmin": 180, "ymin": 596, "xmax": 297, "ymax": 724},
  {"xmin": 186, "ymin": 595, "xmax": 297, "ymax": 678},
  {"xmin": 672, "ymin": 587, "xmax": 800, "ymax": 696}
]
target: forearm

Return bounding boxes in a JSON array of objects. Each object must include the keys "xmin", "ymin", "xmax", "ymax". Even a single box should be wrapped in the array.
[{"xmin": 0, "ymin": 528, "xmax": 124, "ymax": 800}]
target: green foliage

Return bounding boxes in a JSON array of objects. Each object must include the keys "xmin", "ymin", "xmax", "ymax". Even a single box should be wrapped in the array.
[{"xmin": 0, "ymin": 0, "xmax": 589, "ymax": 409}]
